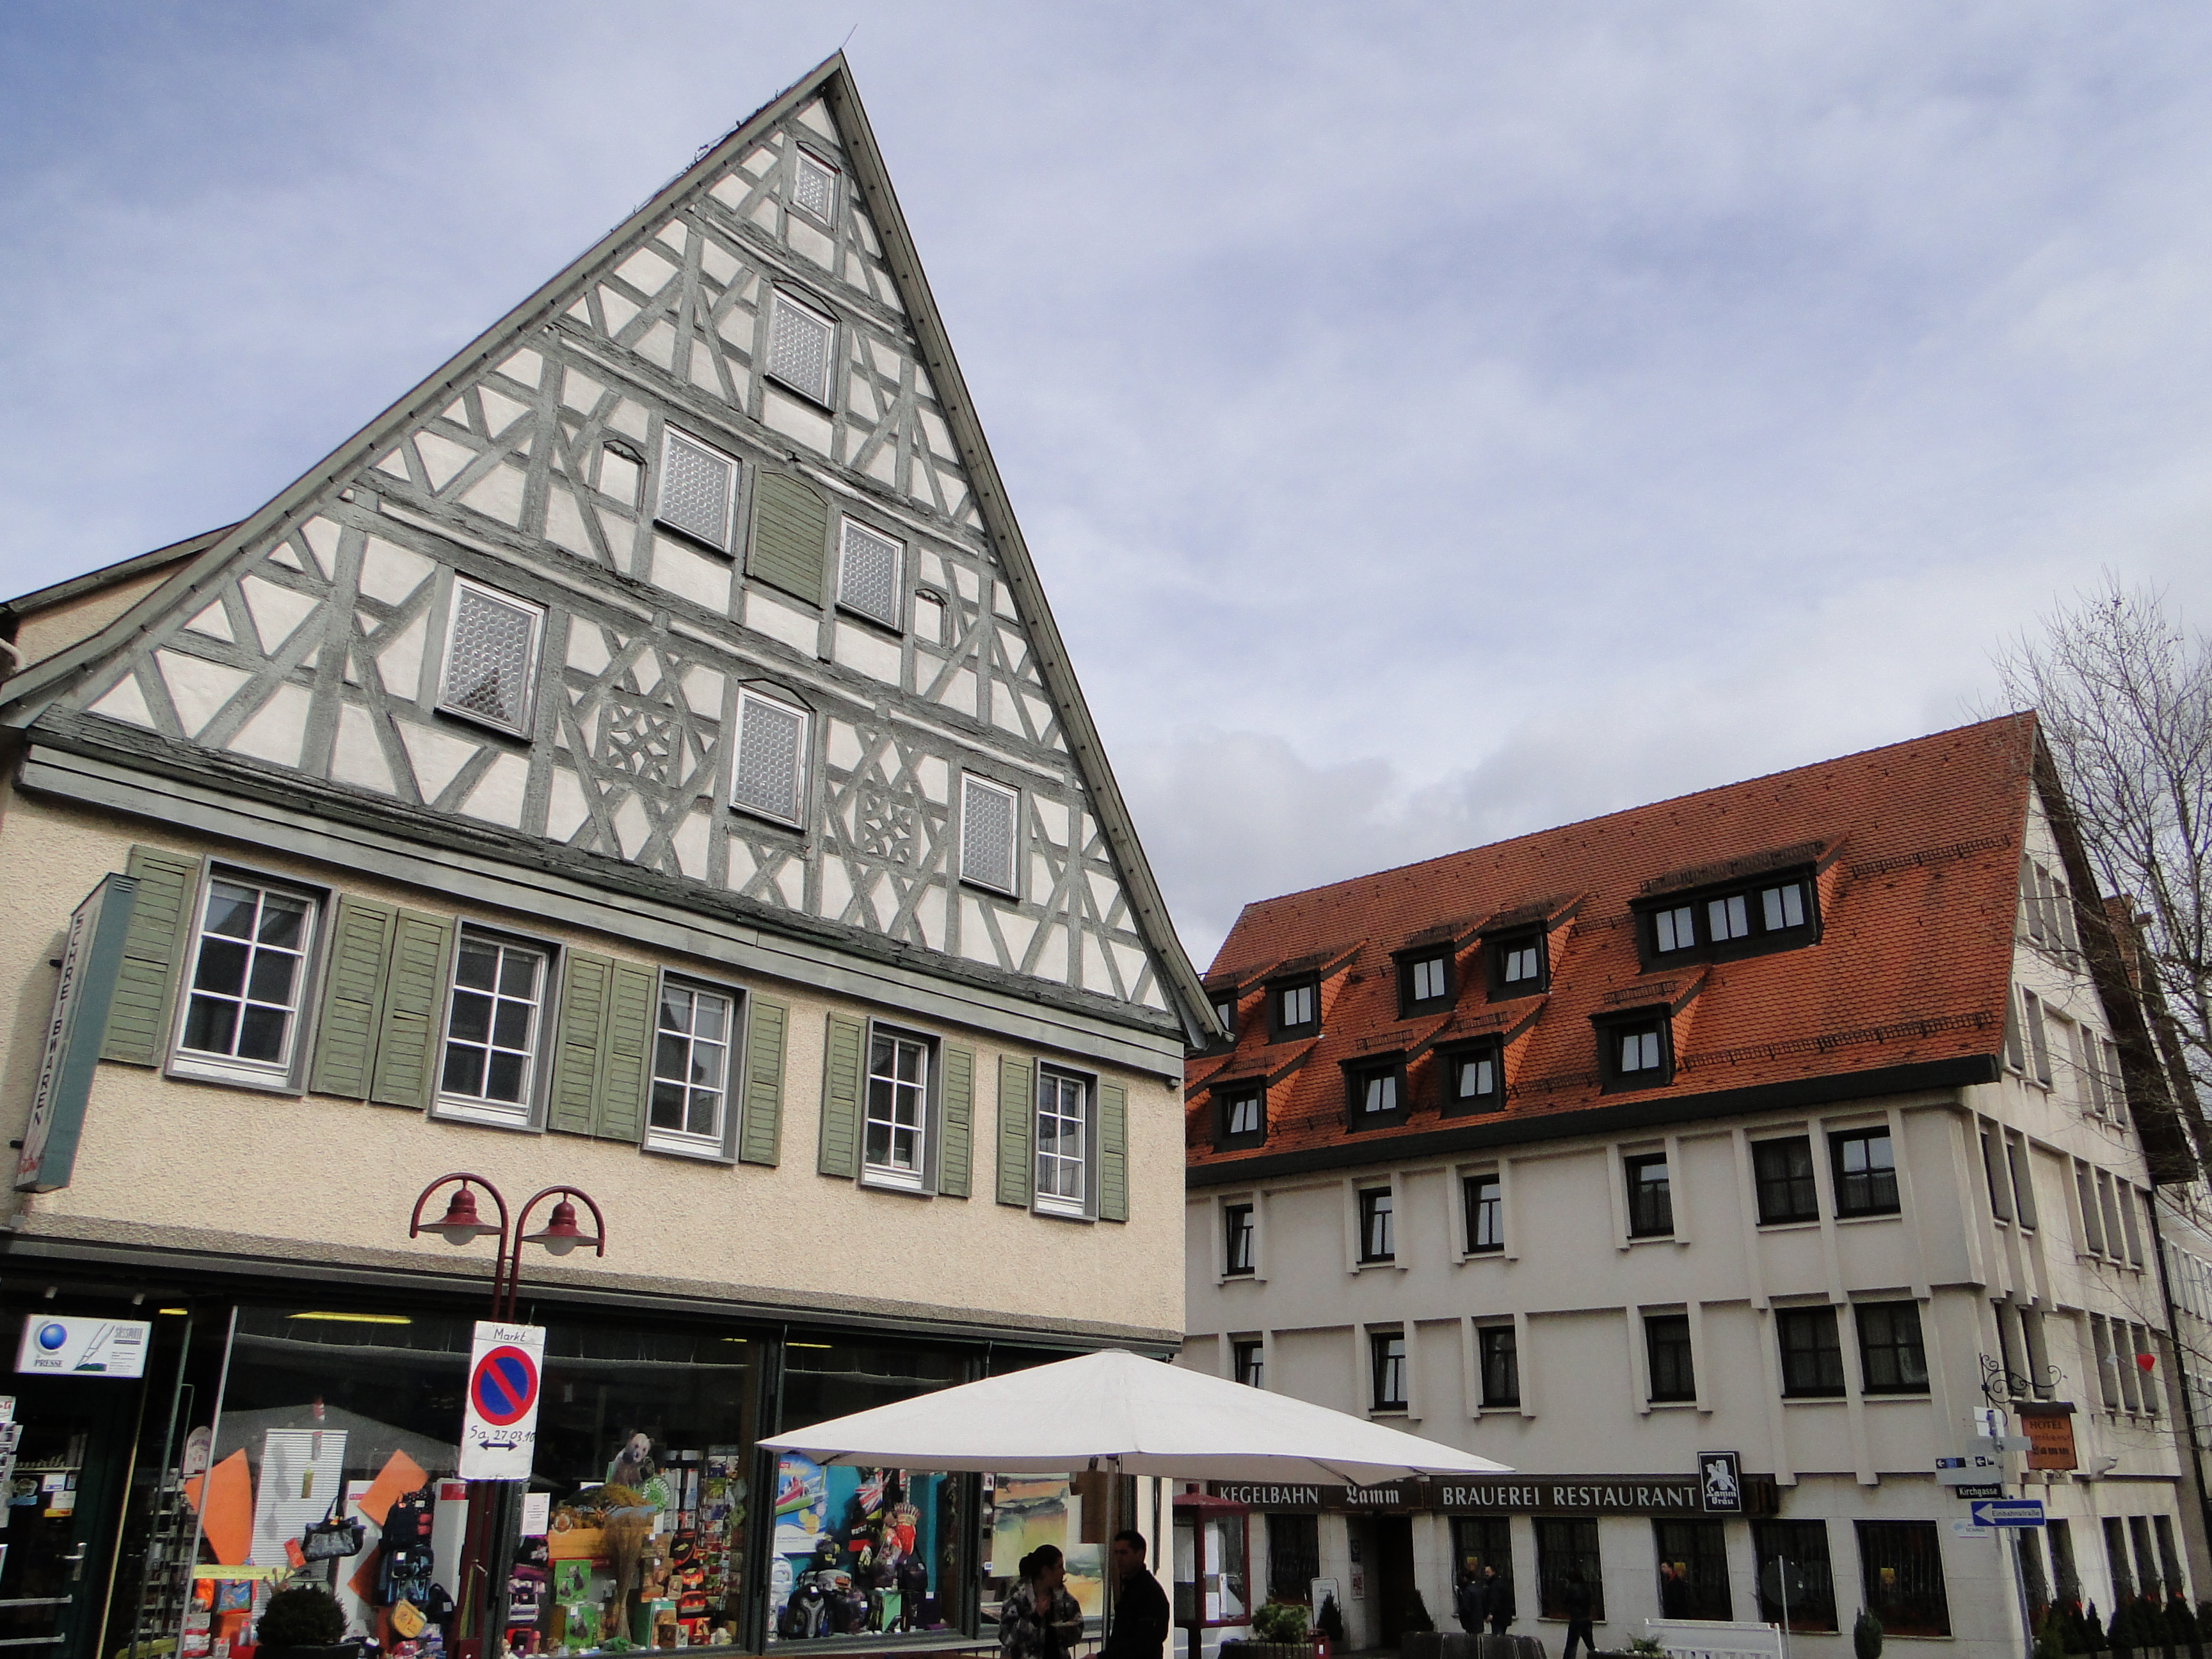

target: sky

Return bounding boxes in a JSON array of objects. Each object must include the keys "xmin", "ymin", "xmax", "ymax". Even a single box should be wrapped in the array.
[{"xmin": 6, "ymin": 3, "xmax": 2212, "ymax": 972}]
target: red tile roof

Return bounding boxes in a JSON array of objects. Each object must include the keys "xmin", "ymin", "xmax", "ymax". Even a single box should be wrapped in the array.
[{"xmin": 1187, "ymin": 716, "xmax": 2036, "ymax": 1176}]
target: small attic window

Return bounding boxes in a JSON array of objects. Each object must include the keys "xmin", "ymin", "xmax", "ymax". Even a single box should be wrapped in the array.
[
  {"xmin": 837, "ymin": 518, "xmax": 904, "ymax": 630},
  {"xmin": 792, "ymin": 150, "xmax": 839, "ymax": 223},
  {"xmin": 439, "ymin": 579, "xmax": 544, "ymax": 737},
  {"xmin": 960, "ymin": 774, "xmax": 1020, "ymax": 896},
  {"xmin": 730, "ymin": 687, "xmax": 810, "ymax": 825},
  {"xmin": 599, "ymin": 441, "xmax": 645, "ymax": 510},
  {"xmin": 767, "ymin": 291, "xmax": 836, "ymax": 407},
  {"xmin": 656, "ymin": 429, "xmax": 736, "ymax": 550},
  {"xmin": 1634, "ymin": 865, "xmax": 1820, "ymax": 967}
]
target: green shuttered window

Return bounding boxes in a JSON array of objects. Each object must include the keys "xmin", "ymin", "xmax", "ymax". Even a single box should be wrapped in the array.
[
  {"xmin": 818, "ymin": 1014, "xmax": 865, "ymax": 1179},
  {"xmin": 938, "ymin": 1045, "xmax": 975, "ymax": 1199},
  {"xmin": 739, "ymin": 997, "xmax": 789, "ymax": 1166},
  {"xmin": 750, "ymin": 472, "xmax": 830, "ymax": 605},
  {"xmin": 548, "ymin": 952, "xmax": 657, "ymax": 1143},
  {"xmin": 1099, "ymin": 1082, "xmax": 1128, "ymax": 1223},
  {"xmin": 997, "ymin": 1054, "xmax": 1034, "ymax": 1208},
  {"xmin": 307, "ymin": 895, "xmax": 396, "ymax": 1097},
  {"xmin": 100, "ymin": 846, "xmax": 204, "ymax": 1066},
  {"xmin": 368, "ymin": 911, "xmax": 456, "ymax": 1110}
]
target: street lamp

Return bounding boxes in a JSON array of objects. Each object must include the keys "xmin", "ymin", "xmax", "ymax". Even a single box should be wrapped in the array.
[{"xmin": 408, "ymin": 1172, "xmax": 607, "ymax": 1318}]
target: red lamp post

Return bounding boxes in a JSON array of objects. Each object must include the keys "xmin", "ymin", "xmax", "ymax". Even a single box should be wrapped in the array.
[{"xmin": 408, "ymin": 1173, "xmax": 607, "ymax": 1659}]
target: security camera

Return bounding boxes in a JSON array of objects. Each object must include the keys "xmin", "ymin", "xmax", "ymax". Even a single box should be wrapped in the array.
[{"xmin": 2086, "ymin": 1455, "xmax": 2120, "ymax": 1479}]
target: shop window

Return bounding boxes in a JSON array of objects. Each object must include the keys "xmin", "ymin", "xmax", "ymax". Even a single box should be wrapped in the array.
[
  {"xmin": 732, "ymin": 688, "xmax": 812, "ymax": 826},
  {"xmin": 1464, "ymin": 1173, "xmax": 1503, "ymax": 1254},
  {"xmin": 1219, "ymin": 1089, "xmax": 1265, "ymax": 1148},
  {"xmin": 435, "ymin": 929, "xmax": 552, "ymax": 1128},
  {"xmin": 863, "ymin": 1024, "xmax": 933, "ymax": 1191},
  {"xmin": 170, "ymin": 872, "xmax": 320, "ymax": 1089},
  {"xmin": 1646, "ymin": 1314, "xmax": 1694, "ymax": 1403},
  {"xmin": 1358, "ymin": 1187, "xmax": 1396, "ymax": 1263},
  {"xmin": 1235, "ymin": 1339, "xmax": 1265, "ymax": 1390},
  {"xmin": 1268, "ymin": 1513, "xmax": 1320, "ymax": 1603},
  {"xmin": 1450, "ymin": 1518, "xmax": 1515, "ymax": 1610},
  {"xmin": 959, "ymin": 774, "xmax": 1020, "ymax": 896},
  {"xmin": 1624, "ymin": 1151, "xmax": 1674, "ymax": 1237},
  {"xmin": 1535, "ymin": 1518, "xmax": 1603, "ymax": 1621},
  {"xmin": 1034, "ymin": 1066, "xmax": 1094, "ymax": 1219},
  {"xmin": 1478, "ymin": 1325, "xmax": 1519, "ymax": 1408},
  {"xmin": 1831, "ymin": 1127, "xmax": 1900, "ymax": 1217},
  {"xmin": 1752, "ymin": 1519, "xmax": 1838, "ymax": 1632},
  {"xmin": 1856, "ymin": 1521, "xmax": 1951, "ymax": 1638},
  {"xmin": 1753, "ymin": 1137, "xmax": 1818, "ymax": 1224},
  {"xmin": 1441, "ymin": 1039, "xmax": 1502, "ymax": 1114},
  {"xmin": 439, "ymin": 579, "xmax": 544, "ymax": 737},
  {"xmin": 646, "ymin": 977, "xmax": 738, "ymax": 1157},
  {"xmin": 1855, "ymin": 1302, "xmax": 1929, "ymax": 1395},
  {"xmin": 1370, "ymin": 1331, "xmax": 1407, "ymax": 1411},
  {"xmin": 1777, "ymin": 1307, "xmax": 1845, "ymax": 1398},
  {"xmin": 1224, "ymin": 1205, "xmax": 1256, "ymax": 1276},
  {"xmin": 1655, "ymin": 1519, "xmax": 1732, "ymax": 1621}
]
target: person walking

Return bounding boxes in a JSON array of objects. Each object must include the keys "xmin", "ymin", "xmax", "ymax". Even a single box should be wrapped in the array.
[
  {"xmin": 1000, "ymin": 1546, "xmax": 1084, "ymax": 1659},
  {"xmin": 1560, "ymin": 1569, "xmax": 1594, "ymax": 1659},
  {"xmin": 1453, "ymin": 1561, "xmax": 1488, "ymax": 1635},
  {"xmin": 1483, "ymin": 1564, "xmax": 1514, "ymax": 1637},
  {"xmin": 1103, "ymin": 1531, "xmax": 1169, "ymax": 1659}
]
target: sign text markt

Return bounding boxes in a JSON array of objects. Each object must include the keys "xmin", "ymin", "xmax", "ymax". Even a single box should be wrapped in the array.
[{"xmin": 459, "ymin": 1321, "xmax": 545, "ymax": 1480}]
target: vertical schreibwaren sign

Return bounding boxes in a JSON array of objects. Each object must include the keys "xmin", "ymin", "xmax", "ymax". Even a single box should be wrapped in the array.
[
  {"xmin": 17, "ymin": 874, "xmax": 139, "ymax": 1194},
  {"xmin": 460, "ymin": 1321, "xmax": 545, "ymax": 1479}
]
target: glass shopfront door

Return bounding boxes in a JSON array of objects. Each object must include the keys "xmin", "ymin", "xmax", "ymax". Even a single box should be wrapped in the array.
[{"xmin": 0, "ymin": 1380, "xmax": 140, "ymax": 1659}]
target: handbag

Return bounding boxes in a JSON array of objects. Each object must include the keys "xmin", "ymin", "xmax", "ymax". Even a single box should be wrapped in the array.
[{"xmin": 299, "ymin": 1492, "xmax": 367, "ymax": 1562}]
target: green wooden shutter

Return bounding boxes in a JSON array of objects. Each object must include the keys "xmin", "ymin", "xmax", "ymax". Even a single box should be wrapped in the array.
[
  {"xmin": 367, "ymin": 911, "xmax": 454, "ymax": 1109},
  {"xmin": 1098, "ymin": 1081, "xmax": 1128, "ymax": 1223},
  {"xmin": 739, "ymin": 995, "xmax": 789, "ymax": 1166},
  {"xmin": 937, "ymin": 1044, "xmax": 974, "ymax": 1198},
  {"xmin": 996, "ymin": 1054, "xmax": 1034, "ymax": 1208},
  {"xmin": 818, "ymin": 1014, "xmax": 864, "ymax": 1177},
  {"xmin": 549, "ymin": 952, "xmax": 612, "ymax": 1135},
  {"xmin": 99, "ymin": 846, "xmax": 202, "ymax": 1066},
  {"xmin": 598, "ymin": 963, "xmax": 655, "ymax": 1143},
  {"xmin": 749, "ymin": 472, "xmax": 829, "ymax": 605},
  {"xmin": 307, "ymin": 895, "xmax": 397, "ymax": 1097}
]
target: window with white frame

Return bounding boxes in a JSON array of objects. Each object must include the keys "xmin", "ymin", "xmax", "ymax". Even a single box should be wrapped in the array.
[
  {"xmin": 1655, "ymin": 904, "xmax": 1696, "ymax": 953},
  {"xmin": 959, "ymin": 774, "xmax": 1018, "ymax": 895},
  {"xmin": 863, "ymin": 1025, "xmax": 931, "ymax": 1190},
  {"xmin": 438, "ymin": 931, "xmax": 549, "ymax": 1125},
  {"xmin": 837, "ymin": 518, "xmax": 904, "ymax": 629},
  {"xmin": 172, "ymin": 874, "xmax": 319, "ymax": 1086},
  {"xmin": 1034, "ymin": 1067, "xmax": 1091, "ymax": 1217},
  {"xmin": 792, "ymin": 150, "xmax": 838, "ymax": 222},
  {"xmin": 731, "ymin": 688, "xmax": 810, "ymax": 824},
  {"xmin": 656, "ymin": 429, "xmax": 737, "ymax": 550},
  {"xmin": 2021, "ymin": 990, "xmax": 2054, "ymax": 1086},
  {"xmin": 767, "ymin": 290, "xmax": 835, "ymax": 406},
  {"xmin": 439, "ymin": 579, "xmax": 544, "ymax": 735},
  {"xmin": 648, "ymin": 979, "xmax": 735, "ymax": 1153}
]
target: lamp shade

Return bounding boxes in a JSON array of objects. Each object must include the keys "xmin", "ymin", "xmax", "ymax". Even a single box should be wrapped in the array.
[
  {"xmin": 433, "ymin": 1186, "xmax": 500, "ymax": 1246},
  {"xmin": 522, "ymin": 1199, "xmax": 597, "ymax": 1256}
]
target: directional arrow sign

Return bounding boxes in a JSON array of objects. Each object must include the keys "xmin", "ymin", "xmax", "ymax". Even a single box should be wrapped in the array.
[{"xmin": 1971, "ymin": 1500, "xmax": 2046, "ymax": 1528}]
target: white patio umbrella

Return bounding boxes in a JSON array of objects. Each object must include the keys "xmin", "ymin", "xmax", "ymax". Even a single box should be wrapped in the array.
[{"xmin": 758, "ymin": 1347, "xmax": 1511, "ymax": 1485}]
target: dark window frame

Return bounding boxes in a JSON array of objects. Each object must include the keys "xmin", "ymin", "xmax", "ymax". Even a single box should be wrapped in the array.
[
  {"xmin": 1854, "ymin": 1300, "xmax": 1930, "ymax": 1395},
  {"xmin": 1646, "ymin": 1313, "xmax": 1695, "ymax": 1402},
  {"xmin": 1268, "ymin": 1513, "xmax": 1320, "ymax": 1604},
  {"xmin": 1486, "ymin": 927, "xmax": 1549, "ymax": 997},
  {"xmin": 1753, "ymin": 1136, "xmax": 1820, "ymax": 1225},
  {"xmin": 1215, "ymin": 1086, "xmax": 1266, "ymax": 1150},
  {"xmin": 1206, "ymin": 992, "xmax": 1238, "ymax": 1048},
  {"xmin": 1370, "ymin": 1329, "xmax": 1407, "ymax": 1411},
  {"xmin": 1438, "ymin": 1036, "xmax": 1504, "ymax": 1116},
  {"xmin": 1777, "ymin": 1306, "xmax": 1847, "ymax": 1398},
  {"xmin": 1624, "ymin": 1151, "xmax": 1675, "ymax": 1237},
  {"xmin": 1358, "ymin": 1185, "xmax": 1397, "ymax": 1263},
  {"xmin": 1343, "ymin": 1057, "xmax": 1411, "ymax": 1131},
  {"xmin": 1752, "ymin": 1519, "xmax": 1838, "ymax": 1633},
  {"xmin": 1535, "ymin": 1518, "xmax": 1602, "ymax": 1621},
  {"xmin": 1268, "ymin": 974, "xmax": 1321, "ymax": 1041},
  {"xmin": 1224, "ymin": 1203, "xmax": 1256, "ymax": 1276},
  {"xmin": 1631, "ymin": 863, "xmax": 1823, "ymax": 970},
  {"xmin": 1233, "ymin": 1338, "xmax": 1265, "ymax": 1389},
  {"xmin": 1477, "ymin": 1324, "xmax": 1520, "ymax": 1408},
  {"xmin": 1596, "ymin": 1011, "xmax": 1675, "ymax": 1091},
  {"xmin": 1831, "ymin": 1126, "xmax": 1901, "ymax": 1218},
  {"xmin": 1654, "ymin": 1518, "xmax": 1733, "ymax": 1622},
  {"xmin": 1463, "ymin": 1172, "xmax": 1505, "ymax": 1255},
  {"xmin": 1855, "ymin": 1520, "xmax": 1951, "ymax": 1638},
  {"xmin": 1395, "ymin": 948, "xmax": 1455, "ymax": 1016}
]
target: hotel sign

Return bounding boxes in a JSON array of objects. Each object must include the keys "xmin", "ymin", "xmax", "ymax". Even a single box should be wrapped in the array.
[{"xmin": 1209, "ymin": 1466, "xmax": 1760, "ymax": 1517}]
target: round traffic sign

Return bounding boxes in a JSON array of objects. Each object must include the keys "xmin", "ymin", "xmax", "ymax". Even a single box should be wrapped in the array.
[{"xmin": 470, "ymin": 1345, "xmax": 539, "ymax": 1426}]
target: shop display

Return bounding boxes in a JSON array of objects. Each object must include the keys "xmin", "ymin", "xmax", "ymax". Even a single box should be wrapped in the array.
[{"xmin": 767, "ymin": 1464, "xmax": 949, "ymax": 1642}]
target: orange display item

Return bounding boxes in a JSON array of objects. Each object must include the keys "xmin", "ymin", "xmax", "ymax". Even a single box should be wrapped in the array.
[{"xmin": 197, "ymin": 1451, "xmax": 253, "ymax": 1567}]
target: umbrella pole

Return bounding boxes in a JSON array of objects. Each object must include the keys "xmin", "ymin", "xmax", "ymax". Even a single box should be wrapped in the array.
[{"xmin": 1101, "ymin": 1459, "xmax": 1116, "ymax": 1653}]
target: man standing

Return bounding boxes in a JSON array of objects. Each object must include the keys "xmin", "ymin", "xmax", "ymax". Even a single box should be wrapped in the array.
[
  {"xmin": 1483, "ymin": 1564, "xmax": 1515, "ymax": 1636},
  {"xmin": 1453, "ymin": 1560, "xmax": 1487, "ymax": 1635},
  {"xmin": 1560, "ymin": 1569, "xmax": 1594, "ymax": 1659},
  {"xmin": 1105, "ymin": 1530, "xmax": 1170, "ymax": 1659}
]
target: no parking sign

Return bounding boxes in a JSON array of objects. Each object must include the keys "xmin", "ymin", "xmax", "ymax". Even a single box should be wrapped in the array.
[{"xmin": 460, "ymin": 1321, "xmax": 545, "ymax": 1479}]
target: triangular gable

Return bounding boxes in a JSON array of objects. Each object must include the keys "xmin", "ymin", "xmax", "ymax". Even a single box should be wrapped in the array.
[{"xmin": 2, "ymin": 54, "xmax": 1214, "ymax": 1043}]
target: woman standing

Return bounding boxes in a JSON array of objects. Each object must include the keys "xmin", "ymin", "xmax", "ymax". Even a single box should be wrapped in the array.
[{"xmin": 1000, "ymin": 1546, "xmax": 1085, "ymax": 1659}]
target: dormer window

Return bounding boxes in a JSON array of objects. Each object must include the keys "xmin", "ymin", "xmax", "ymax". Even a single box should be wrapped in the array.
[
  {"xmin": 1344, "ymin": 1057, "xmax": 1410, "ymax": 1130},
  {"xmin": 1269, "ymin": 976, "xmax": 1320, "ymax": 1040},
  {"xmin": 1397, "ymin": 950, "xmax": 1452, "ymax": 1016},
  {"xmin": 1598, "ymin": 1011, "xmax": 1674, "ymax": 1089},
  {"xmin": 1217, "ymin": 1087, "xmax": 1265, "ymax": 1150},
  {"xmin": 1439, "ymin": 1037, "xmax": 1503, "ymax": 1115},
  {"xmin": 1639, "ymin": 868, "xmax": 1819, "ymax": 965},
  {"xmin": 1489, "ymin": 931, "xmax": 1547, "ymax": 996},
  {"xmin": 1210, "ymin": 995, "xmax": 1237, "ymax": 1043}
]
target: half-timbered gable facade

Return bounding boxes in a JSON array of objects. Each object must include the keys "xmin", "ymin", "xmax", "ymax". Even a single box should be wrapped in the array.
[{"xmin": 0, "ymin": 58, "xmax": 1205, "ymax": 1659}]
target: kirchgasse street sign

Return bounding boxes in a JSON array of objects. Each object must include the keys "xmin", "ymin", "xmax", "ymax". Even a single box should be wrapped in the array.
[{"xmin": 460, "ymin": 1321, "xmax": 545, "ymax": 1479}]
